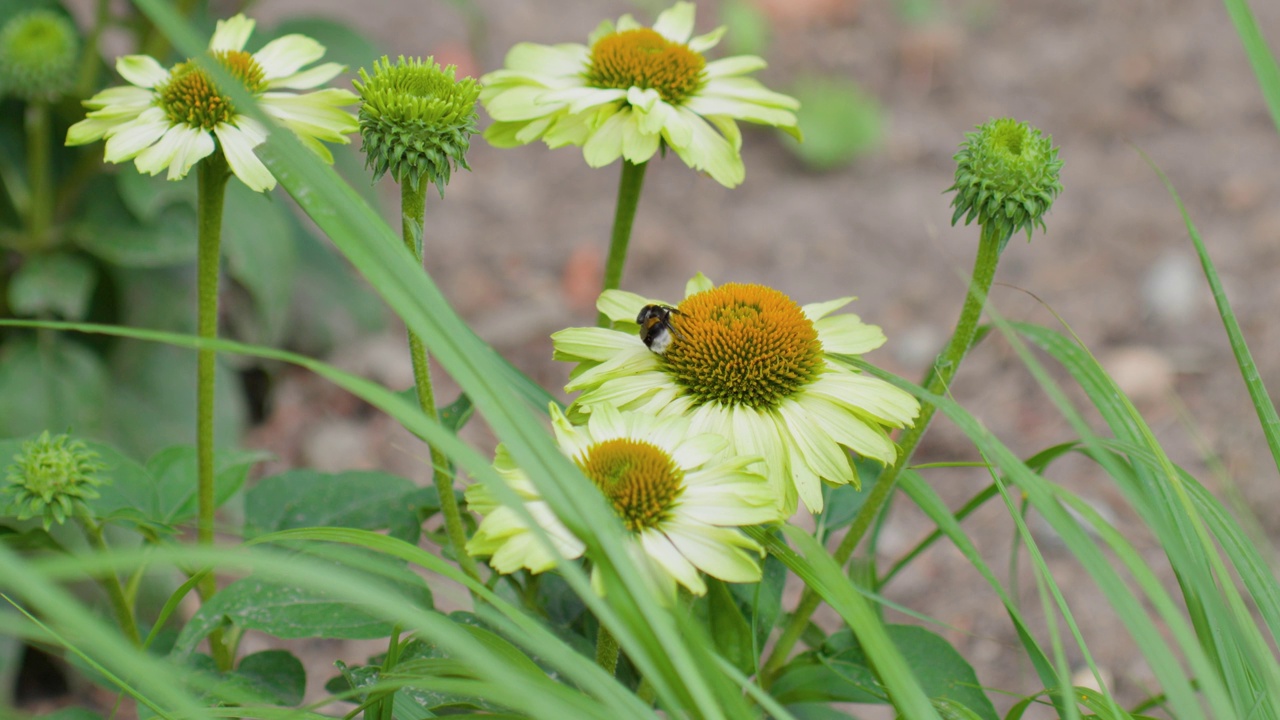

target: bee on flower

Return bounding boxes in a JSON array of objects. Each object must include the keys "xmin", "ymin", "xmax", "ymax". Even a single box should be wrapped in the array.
[{"xmin": 553, "ymin": 273, "xmax": 920, "ymax": 515}]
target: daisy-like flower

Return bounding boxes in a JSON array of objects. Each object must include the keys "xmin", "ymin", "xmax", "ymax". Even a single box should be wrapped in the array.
[
  {"xmin": 553, "ymin": 274, "xmax": 921, "ymax": 515},
  {"xmin": 465, "ymin": 403, "xmax": 777, "ymax": 599},
  {"xmin": 66, "ymin": 14, "xmax": 357, "ymax": 192},
  {"xmin": 480, "ymin": 1, "xmax": 800, "ymax": 188}
]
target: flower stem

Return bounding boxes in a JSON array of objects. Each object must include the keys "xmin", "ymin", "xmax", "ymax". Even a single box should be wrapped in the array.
[
  {"xmin": 77, "ymin": 509, "xmax": 141, "ymax": 646},
  {"xmin": 400, "ymin": 180, "xmax": 481, "ymax": 585},
  {"xmin": 595, "ymin": 623, "xmax": 620, "ymax": 674},
  {"xmin": 762, "ymin": 222, "xmax": 1005, "ymax": 683},
  {"xmin": 194, "ymin": 152, "xmax": 234, "ymax": 671},
  {"xmin": 196, "ymin": 152, "xmax": 228, "ymax": 553},
  {"xmin": 24, "ymin": 101, "xmax": 52, "ymax": 251},
  {"xmin": 597, "ymin": 160, "xmax": 648, "ymax": 327}
]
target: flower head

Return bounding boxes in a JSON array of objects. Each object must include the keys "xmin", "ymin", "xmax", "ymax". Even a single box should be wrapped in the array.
[
  {"xmin": 465, "ymin": 403, "xmax": 777, "ymax": 599},
  {"xmin": 354, "ymin": 55, "xmax": 480, "ymax": 197},
  {"xmin": 553, "ymin": 274, "xmax": 920, "ymax": 515},
  {"xmin": 480, "ymin": 1, "xmax": 800, "ymax": 188},
  {"xmin": 2, "ymin": 431, "xmax": 106, "ymax": 530},
  {"xmin": 66, "ymin": 14, "xmax": 358, "ymax": 192},
  {"xmin": 948, "ymin": 117, "xmax": 1063, "ymax": 251},
  {"xmin": 0, "ymin": 9, "xmax": 80, "ymax": 102}
]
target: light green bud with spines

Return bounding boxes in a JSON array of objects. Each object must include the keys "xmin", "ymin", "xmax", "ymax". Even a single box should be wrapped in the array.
[
  {"xmin": 3, "ymin": 431, "xmax": 106, "ymax": 530},
  {"xmin": 354, "ymin": 55, "xmax": 481, "ymax": 198},
  {"xmin": 0, "ymin": 9, "xmax": 79, "ymax": 102},
  {"xmin": 947, "ymin": 117, "xmax": 1063, "ymax": 252}
]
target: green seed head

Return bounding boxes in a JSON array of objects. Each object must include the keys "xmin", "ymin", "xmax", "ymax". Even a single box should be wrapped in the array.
[
  {"xmin": 947, "ymin": 117, "xmax": 1063, "ymax": 252},
  {"xmin": 3, "ymin": 431, "xmax": 106, "ymax": 530},
  {"xmin": 354, "ymin": 55, "xmax": 481, "ymax": 197},
  {"xmin": 0, "ymin": 9, "xmax": 80, "ymax": 102}
]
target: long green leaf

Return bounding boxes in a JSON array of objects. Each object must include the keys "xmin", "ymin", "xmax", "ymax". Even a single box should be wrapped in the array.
[
  {"xmin": 1220, "ymin": 0, "xmax": 1280, "ymax": 137},
  {"xmin": 749, "ymin": 526, "xmax": 942, "ymax": 718},
  {"xmin": 1139, "ymin": 151, "xmax": 1280, "ymax": 478}
]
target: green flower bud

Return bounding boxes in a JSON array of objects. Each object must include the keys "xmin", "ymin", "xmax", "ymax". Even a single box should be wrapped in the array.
[
  {"xmin": 947, "ymin": 117, "xmax": 1063, "ymax": 252},
  {"xmin": 3, "ymin": 431, "xmax": 106, "ymax": 529},
  {"xmin": 0, "ymin": 9, "xmax": 80, "ymax": 102},
  {"xmin": 354, "ymin": 55, "xmax": 481, "ymax": 198}
]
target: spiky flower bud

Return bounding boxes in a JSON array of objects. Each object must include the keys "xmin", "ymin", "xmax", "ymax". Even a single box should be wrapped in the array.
[
  {"xmin": 2, "ymin": 431, "xmax": 105, "ymax": 529},
  {"xmin": 0, "ymin": 9, "xmax": 79, "ymax": 102},
  {"xmin": 947, "ymin": 117, "xmax": 1063, "ymax": 252},
  {"xmin": 354, "ymin": 55, "xmax": 480, "ymax": 198}
]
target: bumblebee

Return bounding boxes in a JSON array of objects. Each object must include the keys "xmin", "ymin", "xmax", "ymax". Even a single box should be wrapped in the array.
[{"xmin": 636, "ymin": 304, "xmax": 682, "ymax": 354}]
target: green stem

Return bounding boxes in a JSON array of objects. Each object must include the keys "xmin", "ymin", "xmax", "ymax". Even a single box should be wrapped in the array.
[
  {"xmin": 761, "ymin": 222, "xmax": 1005, "ymax": 683},
  {"xmin": 77, "ymin": 509, "xmax": 141, "ymax": 646},
  {"xmin": 596, "ymin": 160, "xmax": 648, "ymax": 327},
  {"xmin": 595, "ymin": 623, "xmax": 620, "ymax": 675},
  {"xmin": 24, "ymin": 101, "xmax": 52, "ymax": 251},
  {"xmin": 400, "ymin": 181, "xmax": 481, "ymax": 585},
  {"xmin": 75, "ymin": 0, "xmax": 111, "ymax": 98},
  {"xmin": 194, "ymin": 152, "xmax": 234, "ymax": 671}
]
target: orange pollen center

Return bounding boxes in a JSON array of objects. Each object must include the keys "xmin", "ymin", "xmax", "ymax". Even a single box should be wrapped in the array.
[
  {"xmin": 158, "ymin": 49, "xmax": 265, "ymax": 130},
  {"xmin": 577, "ymin": 438, "xmax": 684, "ymax": 532},
  {"xmin": 661, "ymin": 283, "xmax": 824, "ymax": 409},
  {"xmin": 585, "ymin": 28, "xmax": 705, "ymax": 104}
]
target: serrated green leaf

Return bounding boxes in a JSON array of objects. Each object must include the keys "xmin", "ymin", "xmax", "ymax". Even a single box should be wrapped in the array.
[
  {"xmin": 244, "ymin": 469, "xmax": 422, "ymax": 542},
  {"xmin": 233, "ymin": 649, "xmax": 306, "ymax": 706},
  {"xmin": 706, "ymin": 578, "xmax": 754, "ymax": 676},
  {"xmin": 89, "ymin": 444, "xmax": 263, "ymax": 528},
  {"xmin": 174, "ymin": 562, "xmax": 433, "ymax": 650}
]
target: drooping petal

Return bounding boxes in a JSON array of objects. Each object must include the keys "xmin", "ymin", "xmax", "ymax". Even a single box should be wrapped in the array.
[
  {"xmin": 116, "ymin": 55, "xmax": 170, "ymax": 88},
  {"xmin": 684, "ymin": 272, "xmax": 714, "ymax": 297},
  {"xmin": 663, "ymin": 519, "xmax": 762, "ymax": 583},
  {"xmin": 816, "ymin": 314, "xmax": 887, "ymax": 355},
  {"xmin": 807, "ymin": 371, "xmax": 920, "ymax": 428},
  {"xmin": 703, "ymin": 55, "xmax": 768, "ymax": 79},
  {"xmin": 652, "ymin": 1, "xmax": 696, "ymax": 42},
  {"xmin": 267, "ymin": 61, "xmax": 345, "ymax": 89},
  {"xmin": 638, "ymin": 529, "xmax": 705, "ymax": 594},
  {"xmin": 253, "ymin": 34, "xmax": 326, "ymax": 80},
  {"xmin": 596, "ymin": 289, "xmax": 660, "ymax": 324},
  {"xmin": 134, "ymin": 124, "xmax": 214, "ymax": 180},
  {"xmin": 209, "ymin": 14, "xmax": 255, "ymax": 52},
  {"xmin": 214, "ymin": 121, "xmax": 275, "ymax": 192},
  {"xmin": 101, "ymin": 107, "xmax": 170, "ymax": 161}
]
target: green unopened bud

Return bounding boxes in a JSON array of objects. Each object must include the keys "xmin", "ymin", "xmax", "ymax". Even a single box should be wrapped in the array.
[
  {"xmin": 354, "ymin": 55, "xmax": 481, "ymax": 198},
  {"xmin": 947, "ymin": 117, "xmax": 1063, "ymax": 252},
  {"xmin": 3, "ymin": 431, "xmax": 106, "ymax": 529},
  {"xmin": 0, "ymin": 9, "xmax": 79, "ymax": 102}
]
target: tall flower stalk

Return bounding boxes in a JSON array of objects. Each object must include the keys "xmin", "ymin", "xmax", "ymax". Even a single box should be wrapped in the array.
[
  {"xmin": 354, "ymin": 56, "xmax": 482, "ymax": 582},
  {"xmin": 762, "ymin": 118, "xmax": 1063, "ymax": 682},
  {"xmin": 478, "ymin": 2, "xmax": 800, "ymax": 324},
  {"xmin": 598, "ymin": 160, "xmax": 648, "ymax": 325},
  {"xmin": 64, "ymin": 12, "xmax": 357, "ymax": 669},
  {"xmin": 0, "ymin": 9, "xmax": 80, "ymax": 251}
]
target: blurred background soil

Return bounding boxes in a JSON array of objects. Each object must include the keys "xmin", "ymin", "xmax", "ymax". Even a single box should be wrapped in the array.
[{"xmin": 80, "ymin": 0, "xmax": 1280, "ymax": 715}]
